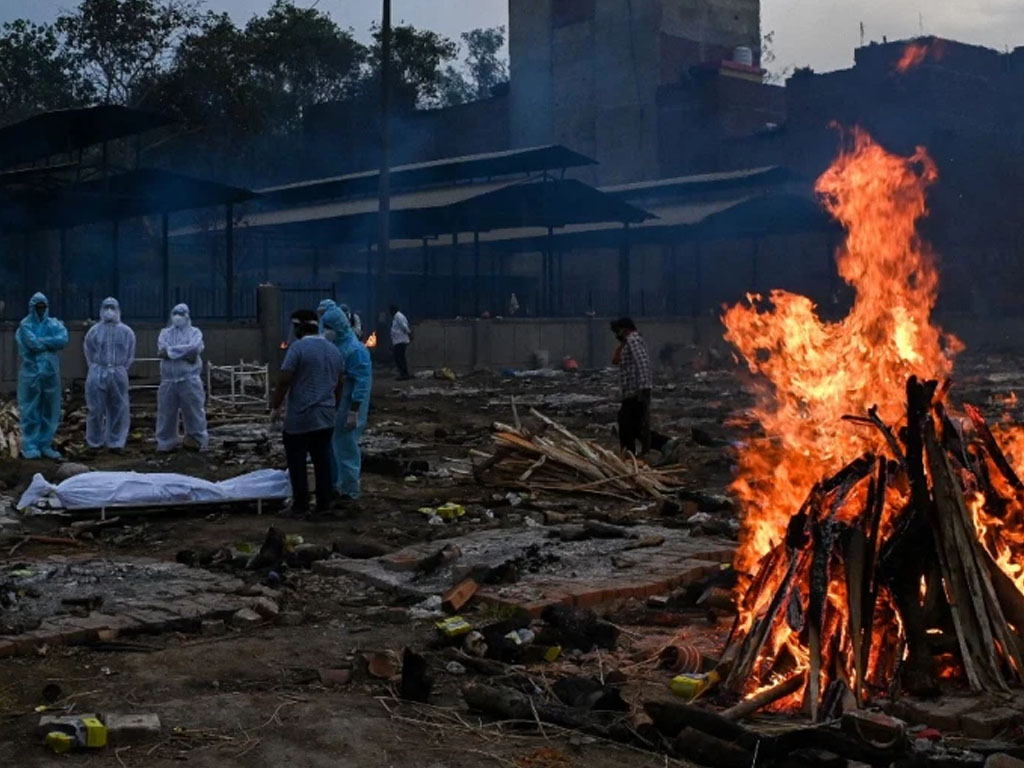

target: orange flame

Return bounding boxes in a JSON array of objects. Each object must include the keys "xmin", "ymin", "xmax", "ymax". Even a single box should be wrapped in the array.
[
  {"xmin": 723, "ymin": 127, "xmax": 957, "ymax": 580},
  {"xmin": 895, "ymin": 40, "xmax": 945, "ymax": 73},
  {"xmin": 365, "ymin": 331, "xmax": 378, "ymax": 349}
]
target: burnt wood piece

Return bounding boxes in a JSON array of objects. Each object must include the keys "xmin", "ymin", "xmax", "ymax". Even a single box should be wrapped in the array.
[
  {"xmin": 721, "ymin": 672, "xmax": 806, "ymax": 722},
  {"xmin": 965, "ymin": 402, "xmax": 1024, "ymax": 493},
  {"xmin": 925, "ymin": 419, "xmax": 1022, "ymax": 691}
]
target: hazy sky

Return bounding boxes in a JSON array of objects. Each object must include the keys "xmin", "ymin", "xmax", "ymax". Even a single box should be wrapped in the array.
[{"xmin": 2, "ymin": 0, "xmax": 1022, "ymax": 77}]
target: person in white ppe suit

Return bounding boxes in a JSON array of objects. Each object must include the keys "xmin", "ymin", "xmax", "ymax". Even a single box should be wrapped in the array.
[
  {"xmin": 84, "ymin": 297, "xmax": 136, "ymax": 450},
  {"xmin": 156, "ymin": 304, "xmax": 208, "ymax": 452}
]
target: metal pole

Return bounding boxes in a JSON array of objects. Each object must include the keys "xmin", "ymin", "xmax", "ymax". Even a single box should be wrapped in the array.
[
  {"xmin": 451, "ymin": 232, "xmax": 459, "ymax": 317},
  {"xmin": 161, "ymin": 213, "xmax": 169, "ymax": 311},
  {"xmin": 618, "ymin": 223, "xmax": 631, "ymax": 316},
  {"xmin": 111, "ymin": 219, "xmax": 120, "ymax": 298},
  {"xmin": 376, "ymin": 0, "xmax": 392, "ymax": 327},
  {"xmin": 59, "ymin": 229, "xmax": 67, "ymax": 317},
  {"xmin": 473, "ymin": 231, "xmax": 481, "ymax": 317},
  {"xmin": 225, "ymin": 203, "xmax": 235, "ymax": 321}
]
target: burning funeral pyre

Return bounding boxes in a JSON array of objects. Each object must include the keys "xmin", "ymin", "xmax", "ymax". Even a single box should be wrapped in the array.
[{"xmin": 719, "ymin": 128, "xmax": 1024, "ymax": 718}]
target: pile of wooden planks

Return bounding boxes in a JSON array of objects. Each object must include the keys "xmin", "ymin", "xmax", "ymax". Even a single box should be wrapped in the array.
[
  {"xmin": 472, "ymin": 405, "xmax": 687, "ymax": 501},
  {"xmin": 0, "ymin": 399, "xmax": 19, "ymax": 459}
]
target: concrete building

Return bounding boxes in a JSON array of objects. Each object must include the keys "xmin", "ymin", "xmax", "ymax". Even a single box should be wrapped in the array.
[{"xmin": 509, "ymin": 0, "xmax": 762, "ymax": 184}]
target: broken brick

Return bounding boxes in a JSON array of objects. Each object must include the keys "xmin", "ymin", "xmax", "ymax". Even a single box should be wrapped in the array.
[
  {"xmin": 442, "ymin": 579, "xmax": 478, "ymax": 613},
  {"xmin": 962, "ymin": 708, "xmax": 1022, "ymax": 740},
  {"xmin": 103, "ymin": 713, "xmax": 162, "ymax": 744},
  {"xmin": 251, "ymin": 597, "xmax": 279, "ymax": 621},
  {"xmin": 318, "ymin": 668, "xmax": 352, "ymax": 687},
  {"xmin": 231, "ymin": 608, "xmax": 262, "ymax": 628},
  {"xmin": 897, "ymin": 697, "xmax": 987, "ymax": 731},
  {"xmin": 842, "ymin": 710, "xmax": 906, "ymax": 745}
]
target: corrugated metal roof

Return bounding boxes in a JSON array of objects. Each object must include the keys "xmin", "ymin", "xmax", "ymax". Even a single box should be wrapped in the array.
[
  {"xmin": 603, "ymin": 166, "xmax": 788, "ymax": 198},
  {"xmin": 257, "ymin": 145, "xmax": 597, "ymax": 204},
  {"xmin": 0, "ymin": 106, "xmax": 173, "ymax": 170}
]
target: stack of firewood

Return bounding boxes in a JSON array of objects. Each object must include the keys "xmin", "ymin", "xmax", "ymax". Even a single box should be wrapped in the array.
[
  {"xmin": 0, "ymin": 399, "xmax": 20, "ymax": 459},
  {"xmin": 472, "ymin": 405, "xmax": 688, "ymax": 501},
  {"xmin": 721, "ymin": 376, "xmax": 1024, "ymax": 721}
]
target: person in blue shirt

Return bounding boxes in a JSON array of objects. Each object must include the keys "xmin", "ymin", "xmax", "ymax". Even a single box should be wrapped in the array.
[
  {"xmin": 84, "ymin": 297, "xmax": 136, "ymax": 451},
  {"xmin": 16, "ymin": 292, "xmax": 69, "ymax": 459},
  {"xmin": 322, "ymin": 306, "xmax": 372, "ymax": 500},
  {"xmin": 270, "ymin": 310, "xmax": 343, "ymax": 515}
]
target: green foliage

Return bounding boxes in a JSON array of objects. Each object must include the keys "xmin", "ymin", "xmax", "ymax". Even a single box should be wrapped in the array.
[
  {"xmin": 0, "ymin": 1, "xmax": 509, "ymax": 134},
  {"xmin": 0, "ymin": 19, "xmax": 92, "ymax": 124},
  {"xmin": 56, "ymin": 0, "xmax": 202, "ymax": 105}
]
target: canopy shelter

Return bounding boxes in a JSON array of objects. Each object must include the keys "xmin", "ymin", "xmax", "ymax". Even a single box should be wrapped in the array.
[
  {"xmin": 388, "ymin": 180, "xmax": 836, "ymax": 316},
  {"xmin": 0, "ymin": 105, "xmax": 173, "ymax": 171},
  {"xmin": 172, "ymin": 174, "xmax": 652, "ymax": 318},
  {"xmin": 258, "ymin": 144, "xmax": 597, "ymax": 205},
  {"xmin": 1, "ymin": 168, "xmax": 257, "ymax": 318}
]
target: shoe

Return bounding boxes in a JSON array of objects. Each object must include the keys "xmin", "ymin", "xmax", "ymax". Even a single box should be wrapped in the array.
[
  {"xmin": 657, "ymin": 437, "xmax": 681, "ymax": 467},
  {"xmin": 41, "ymin": 448, "xmax": 63, "ymax": 460},
  {"xmin": 21, "ymin": 448, "xmax": 41, "ymax": 460},
  {"xmin": 279, "ymin": 500, "xmax": 310, "ymax": 519}
]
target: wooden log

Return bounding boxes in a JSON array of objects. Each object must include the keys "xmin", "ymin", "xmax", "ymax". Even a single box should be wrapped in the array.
[
  {"xmin": 462, "ymin": 683, "xmax": 649, "ymax": 748},
  {"xmin": 674, "ymin": 727, "xmax": 754, "ymax": 768},
  {"xmin": 644, "ymin": 700, "xmax": 757, "ymax": 747},
  {"xmin": 965, "ymin": 402, "xmax": 1024, "ymax": 493},
  {"xmin": 925, "ymin": 421, "xmax": 1019, "ymax": 691},
  {"xmin": 721, "ymin": 672, "xmax": 806, "ymax": 722}
]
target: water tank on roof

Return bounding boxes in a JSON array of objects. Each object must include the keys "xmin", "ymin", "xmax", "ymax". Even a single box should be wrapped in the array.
[{"xmin": 733, "ymin": 46, "xmax": 754, "ymax": 67}]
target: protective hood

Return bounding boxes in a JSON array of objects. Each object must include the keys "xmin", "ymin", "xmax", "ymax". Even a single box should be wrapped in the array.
[
  {"xmin": 169, "ymin": 303, "xmax": 191, "ymax": 327},
  {"xmin": 100, "ymin": 297, "xmax": 121, "ymax": 323},
  {"xmin": 317, "ymin": 299, "xmax": 337, "ymax": 315},
  {"xmin": 26, "ymin": 292, "xmax": 50, "ymax": 324},
  {"xmin": 322, "ymin": 307, "xmax": 353, "ymax": 337}
]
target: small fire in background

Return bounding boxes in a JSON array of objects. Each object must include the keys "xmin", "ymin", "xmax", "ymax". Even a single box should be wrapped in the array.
[
  {"xmin": 895, "ymin": 39, "xmax": 945, "ymax": 73},
  {"xmin": 365, "ymin": 331, "xmax": 378, "ymax": 349},
  {"xmin": 279, "ymin": 341, "xmax": 288, "ymax": 350}
]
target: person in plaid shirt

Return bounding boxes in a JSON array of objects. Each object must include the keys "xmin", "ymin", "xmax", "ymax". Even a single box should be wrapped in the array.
[{"xmin": 611, "ymin": 317, "xmax": 675, "ymax": 458}]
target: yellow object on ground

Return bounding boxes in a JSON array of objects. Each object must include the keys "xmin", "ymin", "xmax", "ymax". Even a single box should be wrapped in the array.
[
  {"xmin": 670, "ymin": 670, "xmax": 720, "ymax": 700},
  {"xmin": 435, "ymin": 616, "xmax": 472, "ymax": 638}
]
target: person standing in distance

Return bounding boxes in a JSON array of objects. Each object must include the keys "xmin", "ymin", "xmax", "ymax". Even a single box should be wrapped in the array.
[
  {"xmin": 84, "ymin": 297, "xmax": 136, "ymax": 452},
  {"xmin": 389, "ymin": 304, "xmax": 412, "ymax": 380},
  {"xmin": 16, "ymin": 292, "xmax": 69, "ymax": 459},
  {"xmin": 156, "ymin": 303, "xmax": 208, "ymax": 452}
]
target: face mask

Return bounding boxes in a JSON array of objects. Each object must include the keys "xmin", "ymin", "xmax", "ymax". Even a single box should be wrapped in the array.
[
  {"xmin": 171, "ymin": 315, "xmax": 187, "ymax": 328},
  {"xmin": 102, "ymin": 308, "xmax": 117, "ymax": 321},
  {"xmin": 324, "ymin": 329, "xmax": 337, "ymax": 342},
  {"xmin": 35, "ymin": 306, "xmax": 46, "ymax": 319}
]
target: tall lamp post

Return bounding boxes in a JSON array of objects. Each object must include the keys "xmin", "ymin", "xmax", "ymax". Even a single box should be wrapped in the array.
[{"xmin": 376, "ymin": 0, "xmax": 392, "ymax": 331}]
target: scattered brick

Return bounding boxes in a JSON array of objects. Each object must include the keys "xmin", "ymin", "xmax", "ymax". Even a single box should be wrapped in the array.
[
  {"xmin": 251, "ymin": 597, "xmax": 280, "ymax": 621},
  {"xmin": 231, "ymin": 608, "xmax": 262, "ymax": 628},
  {"xmin": 442, "ymin": 579, "xmax": 479, "ymax": 613},
  {"xmin": 962, "ymin": 708, "xmax": 1022, "ymax": 740},
  {"xmin": 103, "ymin": 713, "xmax": 162, "ymax": 744}
]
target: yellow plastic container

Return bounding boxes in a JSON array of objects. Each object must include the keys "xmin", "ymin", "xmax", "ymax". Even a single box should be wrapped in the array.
[
  {"xmin": 670, "ymin": 670, "xmax": 720, "ymax": 700},
  {"xmin": 80, "ymin": 717, "xmax": 108, "ymax": 748},
  {"xmin": 45, "ymin": 731, "xmax": 74, "ymax": 754},
  {"xmin": 435, "ymin": 616, "xmax": 472, "ymax": 638}
]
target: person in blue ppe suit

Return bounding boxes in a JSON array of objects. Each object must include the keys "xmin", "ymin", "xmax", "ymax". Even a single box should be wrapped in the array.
[
  {"xmin": 16, "ymin": 292, "xmax": 69, "ymax": 459},
  {"xmin": 339, "ymin": 303, "xmax": 363, "ymax": 340},
  {"xmin": 316, "ymin": 299, "xmax": 337, "ymax": 333},
  {"xmin": 84, "ymin": 297, "xmax": 136, "ymax": 451},
  {"xmin": 322, "ymin": 307, "xmax": 372, "ymax": 500},
  {"xmin": 156, "ymin": 304, "xmax": 209, "ymax": 452}
]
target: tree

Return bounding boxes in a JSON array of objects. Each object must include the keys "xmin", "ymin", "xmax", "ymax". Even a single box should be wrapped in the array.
[
  {"xmin": 245, "ymin": 0, "xmax": 365, "ymax": 113},
  {"xmin": 56, "ymin": 0, "xmax": 201, "ymax": 105},
  {"xmin": 0, "ymin": 20, "xmax": 92, "ymax": 124},
  {"xmin": 437, "ymin": 26, "xmax": 509, "ymax": 107},
  {"xmin": 362, "ymin": 23, "xmax": 458, "ymax": 110}
]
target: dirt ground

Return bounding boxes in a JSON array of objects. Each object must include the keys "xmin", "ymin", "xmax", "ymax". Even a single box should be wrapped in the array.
[{"xmin": 0, "ymin": 353, "xmax": 1019, "ymax": 766}]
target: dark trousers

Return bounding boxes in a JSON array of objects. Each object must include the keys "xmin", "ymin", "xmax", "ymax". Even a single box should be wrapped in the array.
[
  {"xmin": 283, "ymin": 428, "xmax": 334, "ymax": 511},
  {"xmin": 618, "ymin": 396, "xmax": 668, "ymax": 455},
  {"xmin": 393, "ymin": 342, "xmax": 410, "ymax": 379}
]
